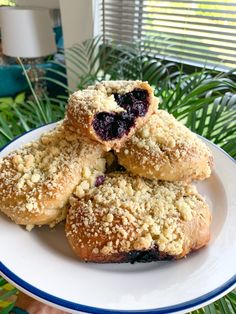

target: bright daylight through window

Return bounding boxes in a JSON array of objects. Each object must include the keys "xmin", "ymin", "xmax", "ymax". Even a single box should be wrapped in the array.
[{"xmin": 102, "ymin": 0, "xmax": 236, "ymax": 70}]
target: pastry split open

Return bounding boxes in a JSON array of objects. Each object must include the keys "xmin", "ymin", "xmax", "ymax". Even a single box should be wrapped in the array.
[{"xmin": 66, "ymin": 80, "xmax": 158, "ymax": 151}]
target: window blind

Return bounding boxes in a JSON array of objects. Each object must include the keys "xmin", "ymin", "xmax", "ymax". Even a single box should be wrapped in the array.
[{"xmin": 101, "ymin": 0, "xmax": 236, "ymax": 70}]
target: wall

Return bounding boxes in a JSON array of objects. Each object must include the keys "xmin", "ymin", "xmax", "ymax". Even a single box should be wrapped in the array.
[
  {"xmin": 59, "ymin": 0, "xmax": 94, "ymax": 49},
  {"xmin": 59, "ymin": 0, "xmax": 98, "ymax": 90}
]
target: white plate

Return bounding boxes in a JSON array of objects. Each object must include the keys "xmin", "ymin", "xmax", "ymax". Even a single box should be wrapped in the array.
[{"xmin": 0, "ymin": 123, "xmax": 236, "ymax": 314}]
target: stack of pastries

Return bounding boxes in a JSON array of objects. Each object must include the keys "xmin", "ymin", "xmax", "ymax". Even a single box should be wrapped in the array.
[{"xmin": 0, "ymin": 81, "xmax": 213, "ymax": 263}]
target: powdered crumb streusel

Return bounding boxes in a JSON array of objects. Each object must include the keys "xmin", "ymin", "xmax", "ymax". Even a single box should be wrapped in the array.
[
  {"xmin": 67, "ymin": 173, "xmax": 210, "ymax": 257},
  {"xmin": 0, "ymin": 122, "xmax": 105, "ymax": 226}
]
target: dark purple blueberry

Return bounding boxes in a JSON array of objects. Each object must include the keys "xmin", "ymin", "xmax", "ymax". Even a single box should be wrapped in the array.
[
  {"xmin": 114, "ymin": 89, "xmax": 149, "ymax": 118},
  {"xmin": 113, "ymin": 93, "xmax": 118, "ymax": 100},
  {"xmin": 92, "ymin": 112, "xmax": 116, "ymax": 140},
  {"xmin": 113, "ymin": 93, "xmax": 121, "ymax": 104},
  {"xmin": 92, "ymin": 111, "xmax": 135, "ymax": 141},
  {"xmin": 120, "ymin": 111, "xmax": 134, "ymax": 121},
  {"xmin": 132, "ymin": 101, "xmax": 148, "ymax": 117},
  {"xmin": 92, "ymin": 88, "xmax": 149, "ymax": 141},
  {"xmin": 95, "ymin": 175, "xmax": 106, "ymax": 187},
  {"xmin": 132, "ymin": 88, "xmax": 148, "ymax": 101},
  {"xmin": 113, "ymin": 116, "xmax": 135, "ymax": 138},
  {"xmin": 126, "ymin": 246, "xmax": 174, "ymax": 264},
  {"xmin": 116, "ymin": 119, "xmax": 128, "ymax": 134},
  {"xmin": 120, "ymin": 94, "xmax": 133, "ymax": 108},
  {"xmin": 104, "ymin": 115, "xmax": 115, "ymax": 123}
]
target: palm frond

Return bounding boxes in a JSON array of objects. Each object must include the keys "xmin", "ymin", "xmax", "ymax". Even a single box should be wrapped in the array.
[
  {"xmin": 0, "ymin": 277, "xmax": 17, "ymax": 313},
  {"xmin": 191, "ymin": 291, "xmax": 236, "ymax": 314}
]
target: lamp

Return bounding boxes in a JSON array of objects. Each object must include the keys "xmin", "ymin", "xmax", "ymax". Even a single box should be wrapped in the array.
[{"xmin": 0, "ymin": 7, "xmax": 57, "ymax": 96}]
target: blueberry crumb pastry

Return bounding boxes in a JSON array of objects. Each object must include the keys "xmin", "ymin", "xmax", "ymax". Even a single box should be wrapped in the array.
[
  {"xmin": 66, "ymin": 173, "xmax": 211, "ymax": 263},
  {"xmin": 66, "ymin": 80, "xmax": 158, "ymax": 151},
  {"xmin": 117, "ymin": 110, "xmax": 213, "ymax": 181},
  {"xmin": 0, "ymin": 122, "xmax": 105, "ymax": 228}
]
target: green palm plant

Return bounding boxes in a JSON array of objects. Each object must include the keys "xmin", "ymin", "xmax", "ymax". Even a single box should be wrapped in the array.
[
  {"xmin": 48, "ymin": 36, "xmax": 236, "ymax": 155},
  {"xmin": 0, "ymin": 277, "xmax": 17, "ymax": 313},
  {"xmin": 0, "ymin": 36, "xmax": 236, "ymax": 313}
]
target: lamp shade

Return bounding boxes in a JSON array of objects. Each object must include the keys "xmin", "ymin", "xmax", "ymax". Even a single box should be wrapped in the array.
[{"xmin": 0, "ymin": 7, "xmax": 57, "ymax": 58}]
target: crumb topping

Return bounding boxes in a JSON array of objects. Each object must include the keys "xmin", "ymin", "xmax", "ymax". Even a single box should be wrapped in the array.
[
  {"xmin": 89, "ymin": 80, "xmax": 147, "ymax": 96},
  {"xmin": 72, "ymin": 157, "xmax": 106, "ymax": 199},
  {"xmin": 68, "ymin": 80, "xmax": 153, "ymax": 117},
  {"xmin": 131, "ymin": 110, "xmax": 209, "ymax": 154},
  {"xmin": 67, "ymin": 173, "xmax": 206, "ymax": 256},
  {"xmin": 0, "ymin": 122, "xmax": 105, "ymax": 225},
  {"xmin": 118, "ymin": 110, "xmax": 212, "ymax": 178},
  {"xmin": 69, "ymin": 89, "xmax": 124, "ymax": 115}
]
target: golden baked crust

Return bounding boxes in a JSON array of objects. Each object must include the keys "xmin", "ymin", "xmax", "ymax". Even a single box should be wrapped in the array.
[
  {"xmin": 66, "ymin": 80, "xmax": 158, "ymax": 151},
  {"xmin": 0, "ymin": 122, "xmax": 105, "ymax": 227},
  {"xmin": 66, "ymin": 173, "xmax": 211, "ymax": 263},
  {"xmin": 117, "ymin": 110, "xmax": 213, "ymax": 181}
]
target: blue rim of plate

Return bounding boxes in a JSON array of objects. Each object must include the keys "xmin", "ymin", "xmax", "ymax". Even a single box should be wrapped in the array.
[
  {"xmin": 1, "ymin": 264, "xmax": 236, "ymax": 314},
  {"xmin": 1, "ymin": 122, "xmax": 236, "ymax": 314}
]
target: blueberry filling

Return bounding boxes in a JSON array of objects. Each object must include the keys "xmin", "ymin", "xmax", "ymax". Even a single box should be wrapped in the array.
[
  {"xmin": 92, "ymin": 89, "xmax": 149, "ymax": 141},
  {"xmin": 95, "ymin": 175, "xmax": 106, "ymax": 187},
  {"xmin": 126, "ymin": 246, "xmax": 174, "ymax": 264},
  {"xmin": 92, "ymin": 112, "xmax": 135, "ymax": 141},
  {"xmin": 114, "ymin": 89, "xmax": 148, "ymax": 117}
]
